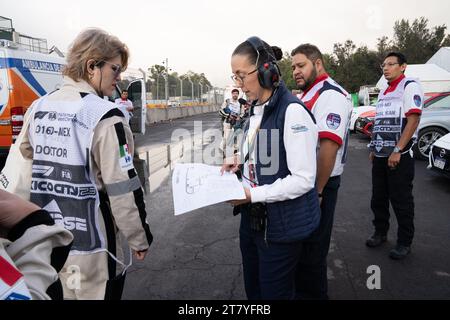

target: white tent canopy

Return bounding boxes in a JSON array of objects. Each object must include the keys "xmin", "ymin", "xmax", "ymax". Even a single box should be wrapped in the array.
[
  {"xmin": 376, "ymin": 64, "xmax": 450, "ymax": 93},
  {"xmin": 427, "ymin": 47, "xmax": 450, "ymax": 73}
]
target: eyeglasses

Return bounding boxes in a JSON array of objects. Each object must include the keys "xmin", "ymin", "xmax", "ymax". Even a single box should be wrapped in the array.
[
  {"xmin": 231, "ymin": 68, "xmax": 258, "ymax": 84},
  {"xmin": 380, "ymin": 62, "xmax": 400, "ymax": 69},
  {"xmin": 101, "ymin": 60, "xmax": 123, "ymax": 77}
]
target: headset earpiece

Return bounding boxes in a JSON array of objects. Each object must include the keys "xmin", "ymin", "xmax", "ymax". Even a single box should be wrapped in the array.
[
  {"xmin": 93, "ymin": 61, "xmax": 105, "ymax": 69},
  {"xmin": 246, "ymin": 36, "xmax": 281, "ymax": 89}
]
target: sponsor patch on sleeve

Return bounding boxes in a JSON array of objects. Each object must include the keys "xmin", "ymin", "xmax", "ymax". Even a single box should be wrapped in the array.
[
  {"xmin": 119, "ymin": 143, "xmax": 134, "ymax": 172},
  {"xmin": 291, "ymin": 124, "xmax": 309, "ymax": 133},
  {"xmin": 0, "ymin": 256, "xmax": 32, "ymax": 300},
  {"xmin": 326, "ymin": 113, "xmax": 341, "ymax": 130},
  {"xmin": 413, "ymin": 95, "xmax": 422, "ymax": 107}
]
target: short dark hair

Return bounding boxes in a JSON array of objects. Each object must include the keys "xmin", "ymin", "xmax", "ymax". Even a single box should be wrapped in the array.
[
  {"xmin": 291, "ymin": 44, "xmax": 323, "ymax": 63},
  {"xmin": 385, "ymin": 52, "xmax": 407, "ymax": 65},
  {"xmin": 231, "ymin": 89, "xmax": 239, "ymax": 94},
  {"xmin": 232, "ymin": 38, "xmax": 282, "ymax": 66}
]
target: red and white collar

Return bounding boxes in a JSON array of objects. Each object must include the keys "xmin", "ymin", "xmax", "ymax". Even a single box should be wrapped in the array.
[
  {"xmin": 300, "ymin": 73, "xmax": 330, "ymax": 110},
  {"xmin": 384, "ymin": 74, "xmax": 405, "ymax": 95}
]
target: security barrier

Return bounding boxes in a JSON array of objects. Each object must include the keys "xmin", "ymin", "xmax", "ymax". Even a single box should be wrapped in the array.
[{"xmin": 146, "ymin": 104, "xmax": 220, "ymax": 125}]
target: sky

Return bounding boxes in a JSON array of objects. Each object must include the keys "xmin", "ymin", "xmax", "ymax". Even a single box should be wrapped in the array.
[{"xmin": 1, "ymin": 0, "xmax": 449, "ymax": 88}]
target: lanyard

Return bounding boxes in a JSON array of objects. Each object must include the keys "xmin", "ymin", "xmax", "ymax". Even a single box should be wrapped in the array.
[
  {"xmin": 246, "ymin": 115, "xmax": 262, "ymax": 164},
  {"xmin": 243, "ymin": 119, "xmax": 262, "ymax": 187}
]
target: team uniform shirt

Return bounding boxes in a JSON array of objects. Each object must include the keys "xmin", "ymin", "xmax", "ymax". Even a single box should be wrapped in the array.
[
  {"xmin": 300, "ymin": 74, "xmax": 353, "ymax": 177},
  {"xmin": 115, "ymin": 98, "xmax": 133, "ymax": 121},
  {"xmin": 227, "ymin": 99, "xmax": 241, "ymax": 115},
  {"xmin": 221, "ymin": 98, "xmax": 241, "ymax": 151},
  {"xmin": 221, "ymin": 98, "xmax": 241, "ymax": 123},
  {"xmin": 0, "ymin": 209, "xmax": 73, "ymax": 300},
  {"xmin": 22, "ymin": 77, "xmax": 152, "ymax": 299},
  {"xmin": 0, "ymin": 254, "xmax": 32, "ymax": 300},
  {"xmin": 241, "ymin": 101, "xmax": 318, "ymax": 204},
  {"xmin": 370, "ymin": 74, "xmax": 424, "ymax": 157}
]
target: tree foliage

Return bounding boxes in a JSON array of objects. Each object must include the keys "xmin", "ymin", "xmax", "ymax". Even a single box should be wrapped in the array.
[
  {"xmin": 279, "ymin": 17, "xmax": 450, "ymax": 93},
  {"xmin": 278, "ymin": 51, "xmax": 295, "ymax": 90},
  {"xmin": 147, "ymin": 65, "xmax": 213, "ymax": 99},
  {"xmin": 392, "ymin": 17, "xmax": 450, "ymax": 63}
]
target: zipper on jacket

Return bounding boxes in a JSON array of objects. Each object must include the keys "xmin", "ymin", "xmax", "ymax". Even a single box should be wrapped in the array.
[{"xmin": 264, "ymin": 217, "xmax": 268, "ymax": 247}]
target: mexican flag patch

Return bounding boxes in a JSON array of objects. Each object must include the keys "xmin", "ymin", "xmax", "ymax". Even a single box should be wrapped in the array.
[{"xmin": 119, "ymin": 143, "xmax": 133, "ymax": 172}]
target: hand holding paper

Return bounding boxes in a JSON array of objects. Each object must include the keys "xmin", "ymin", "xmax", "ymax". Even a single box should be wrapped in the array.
[{"xmin": 172, "ymin": 163, "xmax": 246, "ymax": 215}]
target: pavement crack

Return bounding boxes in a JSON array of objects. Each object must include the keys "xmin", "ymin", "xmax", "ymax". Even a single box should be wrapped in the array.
[
  {"xmin": 332, "ymin": 239, "xmax": 359, "ymax": 299},
  {"xmin": 229, "ymin": 265, "xmax": 242, "ymax": 299}
]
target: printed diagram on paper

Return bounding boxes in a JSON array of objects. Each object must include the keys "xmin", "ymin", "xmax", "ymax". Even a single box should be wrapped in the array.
[
  {"xmin": 185, "ymin": 166, "xmax": 209, "ymax": 194},
  {"xmin": 172, "ymin": 163, "xmax": 245, "ymax": 215}
]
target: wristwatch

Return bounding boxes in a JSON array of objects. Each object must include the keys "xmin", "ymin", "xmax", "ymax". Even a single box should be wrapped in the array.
[{"xmin": 393, "ymin": 146, "xmax": 402, "ymax": 153}]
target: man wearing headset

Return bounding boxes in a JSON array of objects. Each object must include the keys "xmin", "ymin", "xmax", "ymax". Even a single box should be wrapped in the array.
[
  {"xmin": 222, "ymin": 37, "xmax": 320, "ymax": 300},
  {"xmin": 291, "ymin": 44, "xmax": 353, "ymax": 300}
]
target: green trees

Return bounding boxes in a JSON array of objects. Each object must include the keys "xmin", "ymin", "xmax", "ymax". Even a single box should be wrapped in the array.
[
  {"xmin": 392, "ymin": 17, "xmax": 450, "ymax": 64},
  {"xmin": 277, "ymin": 51, "xmax": 296, "ymax": 90},
  {"xmin": 147, "ymin": 65, "xmax": 212, "ymax": 100},
  {"xmin": 279, "ymin": 17, "xmax": 450, "ymax": 93}
]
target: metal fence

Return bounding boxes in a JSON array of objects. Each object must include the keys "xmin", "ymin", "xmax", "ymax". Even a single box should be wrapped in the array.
[{"xmin": 136, "ymin": 136, "xmax": 206, "ymax": 193}]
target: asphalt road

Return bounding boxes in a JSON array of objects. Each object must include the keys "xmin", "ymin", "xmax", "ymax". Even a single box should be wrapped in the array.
[{"xmin": 120, "ymin": 113, "xmax": 448, "ymax": 300}]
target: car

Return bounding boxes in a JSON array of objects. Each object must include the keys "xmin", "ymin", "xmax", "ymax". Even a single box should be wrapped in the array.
[
  {"xmin": 424, "ymin": 92, "xmax": 445, "ymax": 101},
  {"xmin": 349, "ymin": 105, "xmax": 375, "ymax": 132},
  {"xmin": 168, "ymin": 100, "xmax": 181, "ymax": 107},
  {"xmin": 355, "ymin": 110, "xmax": 375, "ymax": 138},
  {"xmin": 427, "ymin": 132, "xmax": 450, "ymax": 178},
  {"xmin": 0, "ymin": 37, "xmax": 65, "ymax": 156},
  {"xmin": 352, "ymin": 92, "xmax": 450, "ymax": 159},
  {"xmin": 413, "ymin": 92, "xmax": 450, "ymax": 160}
]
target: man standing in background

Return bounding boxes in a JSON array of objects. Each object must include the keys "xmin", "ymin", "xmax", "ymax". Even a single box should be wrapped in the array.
[
  {"xmin": 115, "ymin": 89, "xmax": 134, "ymax": 122},
  {"xmin": 291, "ymin": 43, "xmax": 352, "ymax": 299},
  {"xmin": 366, "ymin": 52, "xmax": 423, "ymax": 260}
]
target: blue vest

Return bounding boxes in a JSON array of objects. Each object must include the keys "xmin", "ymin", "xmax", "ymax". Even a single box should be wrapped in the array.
[{"xmin": 254, "ymin": 83, "xmax": 321, "ymax": 243}]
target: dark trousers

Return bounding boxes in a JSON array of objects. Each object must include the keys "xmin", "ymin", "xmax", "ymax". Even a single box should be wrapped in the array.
[
  {"xmin": 295, "ymin": 175, "xmax": 341, "ymax": 300},
  {"xmin": 371, "ymin": 153, "xmax": 415, "ymax": 246},
  {"xmin": 239, "ymin": 209, "xmax": 303, "ymax": 300}
]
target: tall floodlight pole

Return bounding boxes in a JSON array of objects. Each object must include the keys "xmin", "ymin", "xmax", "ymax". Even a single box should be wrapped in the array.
[
  {"xmin": 179, "ymin": 77, "xmax": 183, "ymax": 105},
  {"xmin": 148, "ymin": 67, "xmax": 156, "ymax": 100},
  {"xmin": 188, "ymin": 76, "xmax": 194, "ymax": 102},
  {"xmin": 162, "ymin": 58, "xmax": 169, "ymax": 105},
  {"xmin": 156, "ymin": 74, "xmax": 159, "ymax": 100},
  {"xmin": 163, "ymin": 73, "xmax": 168, "ymax": 105},
  {"xmin": 205, "ymin": 85, "xmax": 210, "ymax": 104},
  {"xmin": 199, "ymin": 81, "xmax": 203, "ymax": 103}
]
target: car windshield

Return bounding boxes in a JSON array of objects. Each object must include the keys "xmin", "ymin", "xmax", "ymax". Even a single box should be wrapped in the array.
[{"xmin": 424, "ymin": 94, "xmax": 450, "ymax": 110}]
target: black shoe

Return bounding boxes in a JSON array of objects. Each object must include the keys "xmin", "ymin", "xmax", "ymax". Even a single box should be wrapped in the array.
[
  {"xmin": 389, "ymin": 245, "xmax": 411, "ymax": 260},
  {"xmin": 365, "ymin": 234, "xmax": 387, "ymax": 248}
]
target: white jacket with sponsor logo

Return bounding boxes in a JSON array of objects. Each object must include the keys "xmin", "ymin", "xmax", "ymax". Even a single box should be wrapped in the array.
[
  {"xmin": 0, "ymin": 190, "xmax": 73, "ymax": 300},
  {"xmin": 300, "ymin": 74, "xmax": 353, "ymax": 177},
  {"xmin": 21, "ymin": 77, "xmax": 153, "ymax": 299}
]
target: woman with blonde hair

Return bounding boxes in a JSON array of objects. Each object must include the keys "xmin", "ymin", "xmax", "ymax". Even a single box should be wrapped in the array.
[{"xmin": 21, "ymin": 28, "xmax": 153, "ymax": 300}]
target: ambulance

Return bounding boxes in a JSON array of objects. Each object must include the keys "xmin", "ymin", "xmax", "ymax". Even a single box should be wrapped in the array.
[{"xmin": 0, "ymin": 39, "xmax": 65, "ymax": 156}]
